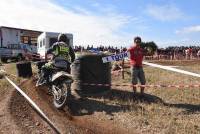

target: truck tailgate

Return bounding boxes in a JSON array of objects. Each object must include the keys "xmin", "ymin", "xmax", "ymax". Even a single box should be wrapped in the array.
[{"xmin": 0, "ymin": 48, "xmax": 12, "ymax": 58}]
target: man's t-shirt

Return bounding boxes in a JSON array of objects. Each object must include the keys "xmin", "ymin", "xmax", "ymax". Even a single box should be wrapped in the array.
[{"xmin": 128, "ymin": 46, "xmax": 144, "ymax": 67}]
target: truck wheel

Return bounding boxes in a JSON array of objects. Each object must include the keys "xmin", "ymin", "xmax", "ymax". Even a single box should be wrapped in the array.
[
  {"xmin": 1, "ymin": 58, "xmax": 7, "ymax": 63},
  {"xmin": 17, "ymin": 54, "xmax": 24, "ymax": 62}
]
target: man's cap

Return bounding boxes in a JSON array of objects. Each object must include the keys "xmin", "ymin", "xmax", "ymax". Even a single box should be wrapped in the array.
[{"xmin": 134, "ymin": 36, "xmax": 142, "ymax": 43}]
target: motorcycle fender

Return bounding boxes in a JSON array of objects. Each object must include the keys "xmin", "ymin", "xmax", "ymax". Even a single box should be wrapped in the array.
[{"xmin": 52, "ymin": 71, "xmax": 73, "ymax": 82}]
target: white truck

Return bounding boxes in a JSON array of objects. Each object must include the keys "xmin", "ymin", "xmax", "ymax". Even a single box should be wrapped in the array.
[
  {"xmin": 0, "ymin": 43, "xmax": 40, "ymax": 62},
  {"xmin": 37, "ymin": 32, "xmax": 73, "ymax": 59}
]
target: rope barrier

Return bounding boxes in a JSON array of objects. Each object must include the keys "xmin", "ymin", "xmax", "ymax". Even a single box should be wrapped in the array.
[{"xmin": 81, "ymin": 82, "xmax": 200, "ymax": 88}]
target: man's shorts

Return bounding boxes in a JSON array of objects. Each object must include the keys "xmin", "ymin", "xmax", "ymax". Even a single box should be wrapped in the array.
[{"xmin": 131, "ymin": 66, "xmax": 146, "ymax": 85}]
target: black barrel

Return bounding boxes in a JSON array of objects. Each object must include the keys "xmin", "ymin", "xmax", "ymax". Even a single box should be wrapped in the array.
[
  {"xmin": 16, "ymin": 62, "xmax": 33, "ymax": 78},
  {"xmin": 71, "ymin": 54, "xmax": 111, "ymax": 95}
]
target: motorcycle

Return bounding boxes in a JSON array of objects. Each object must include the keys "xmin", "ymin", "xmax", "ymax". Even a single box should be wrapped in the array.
[{"xmin": 36, "ymin": 58, "xmax": 73, "ymax": 109}]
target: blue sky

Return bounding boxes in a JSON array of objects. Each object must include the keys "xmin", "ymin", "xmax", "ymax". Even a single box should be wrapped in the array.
[{"xmin": 0, "ymin": 0, "xmax": 200, "ymax": 47}]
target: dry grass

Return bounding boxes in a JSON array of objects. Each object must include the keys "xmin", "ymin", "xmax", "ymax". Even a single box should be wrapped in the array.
[
  {"xmin": 0, "ymin": 62, "xmax": 30, "ymax": 95},
  {"xmin": 0, "ymin": 63, "xmax": 17, "ymax": 95},
  {"xmin": 106, "ymin": 60, "xmax": 200, "ymax": 134}
]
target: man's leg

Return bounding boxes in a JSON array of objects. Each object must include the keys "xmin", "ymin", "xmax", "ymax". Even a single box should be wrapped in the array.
[
  {"xmin": 131, "ymin": 67, "xmax": 138, "ymax": 93},
  {"xmin": 138, "ymin": 68, "xmax": 146, "ymax": 95},
  {"xmin": 42, "ymin": 62, "xmax": 53, "ymax": 83},
  {"xmin": 133, "ymin": 86, "xmax": 137, "ymax": 94},
  {"xmin": 140, "ymin": 87, "xmax": 145, "ymax": 94}
]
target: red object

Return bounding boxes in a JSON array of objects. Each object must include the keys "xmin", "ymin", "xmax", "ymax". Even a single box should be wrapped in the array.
[
  {"xmin": 189, "ymin": 48, "xmax": 192, "ymax": 54},
  {"xmin": 45, "ymin": 53, "xmax": 48, "ymax": 61},
  {"xmin": 128, "ymin": 46, "xmax": 144, "ymax": 67}
]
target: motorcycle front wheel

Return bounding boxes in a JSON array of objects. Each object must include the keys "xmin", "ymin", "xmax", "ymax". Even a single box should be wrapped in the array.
[
  {"xmin": 36, "ymin": 73, "xmax": 45, "ymax": 87},
  {"xmin": 52, "ymin": 80, "xmax": 71, "ymax": 109}
]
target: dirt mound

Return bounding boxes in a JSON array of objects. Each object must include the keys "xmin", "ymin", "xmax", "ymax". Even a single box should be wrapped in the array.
[
  {"xmin": 7, "ymin": 78, "xmax": 130, "ymax": 134},
  {"xmin": 0, "ymin": 89, "xmax": 21, "ymax": 134},
  {"xmin": 0, "ymin": 79, "xmax": 56, "ymax": 134},
  {"xmin": 9, "ymin": 91, "xmax": 54, "ymax": 134}
]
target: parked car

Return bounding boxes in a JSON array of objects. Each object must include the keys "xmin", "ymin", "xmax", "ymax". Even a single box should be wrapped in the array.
[{"xmin": 0, "ymin": 44, "xmax": 40, "ymax": 63}]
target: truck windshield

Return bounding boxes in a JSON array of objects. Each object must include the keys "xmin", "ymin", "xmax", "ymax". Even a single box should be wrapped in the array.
[
  {"xmin": 49, "ymin": 37, "xmax": 70, "ymax": 47},
  {"xmin": 49, "ymin": 38, "xmax": 57, "ymax": 47}
]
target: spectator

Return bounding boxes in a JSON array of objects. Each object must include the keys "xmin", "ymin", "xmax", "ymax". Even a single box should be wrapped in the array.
[
  {"xmin": 185, "ymin": 48, "xmax": 191, "ymax": 60},
  {"xmin": 197, "ymin": 50, "xmax": 200, "ymax": 59},
  {"xmin": 74, "ymin": 44, "xmax": 200, "ymax": 60},
  {"xmin": 128, "ymin": 36, "xmax": 146, "ymax": 95}
]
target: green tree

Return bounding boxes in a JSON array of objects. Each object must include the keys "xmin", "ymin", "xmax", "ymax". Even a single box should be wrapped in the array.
[{"xmin": 140, "ymin": 41, "xmax": 158, "ymax": 55}]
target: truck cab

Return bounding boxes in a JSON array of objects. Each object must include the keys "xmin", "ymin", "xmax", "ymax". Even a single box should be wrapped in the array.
[{"xmin": 37, "ymin": 32, "xmax": 73, "ymax": 59}]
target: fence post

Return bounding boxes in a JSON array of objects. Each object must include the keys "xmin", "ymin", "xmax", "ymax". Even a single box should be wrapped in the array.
[{"xmin": 122, "ymin": 59, "xmax": 124, "ymax": 79}]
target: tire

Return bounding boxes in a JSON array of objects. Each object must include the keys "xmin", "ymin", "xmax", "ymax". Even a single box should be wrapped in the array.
[
  {"xmin": 71, "ymin": 54, "xmax": 111, "ymax": 95},
  {"xmin": 1, "ymin": 58, "xmax": 7, "ymax": 63},
  {"xmin": 16, "ymin": 62, "xmax": 33, "ymax": 78},
  {"xmin": 52, "ymin": 80, "xmax": 71, "ymax": 109}
]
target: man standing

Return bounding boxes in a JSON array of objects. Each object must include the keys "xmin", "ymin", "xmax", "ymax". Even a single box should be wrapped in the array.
[
  {"xmin": 128, "ymin": 36, "xmax": 146, "ymax": 95},
  {"xmin": 197, "ymin": 49, "xmax": 200, "ymax": 59}
]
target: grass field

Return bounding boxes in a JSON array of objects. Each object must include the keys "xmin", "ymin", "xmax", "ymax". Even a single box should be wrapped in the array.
[
  {"xmin": 110, "ymin": 60, "xmax": 200, "ymax": 133},
  {"xmin": 0, "ymin": 60, "xmax": 200, "ymax": 133},
  {"xmin": 0, "ymin": 63, "xmax": 20, "ymax": 95}
]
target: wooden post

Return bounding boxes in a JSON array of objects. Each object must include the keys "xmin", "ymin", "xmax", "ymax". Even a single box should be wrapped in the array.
[
  {"xmin": 122, "ymin": 59, "xmax": 125, "ymax": 79},
  {"xmin": 45, "ymin": 53, "xmax": 47, "ymax": 61}
]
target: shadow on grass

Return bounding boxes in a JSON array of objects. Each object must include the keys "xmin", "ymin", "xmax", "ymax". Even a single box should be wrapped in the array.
[
  {"xmin": 70, "ymin": 89, "xmax": 200, "ymax": 116},
  {"xmin": 164, "ymin": 103, "xmax": 200, "ymax": 114},
  {"xmin": 86, "ymin": 89, "xmax": 164, "ymax": 104},
  {"xmin": 69, "ymin": 89, "xmax": 164, "ymax": 116},
  {"xmin": 69, "ymin": 98, "xmax": 130, "ymax": 116}
]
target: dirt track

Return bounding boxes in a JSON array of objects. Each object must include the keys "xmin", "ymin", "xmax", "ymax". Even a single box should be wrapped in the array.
[{"xmin": 0, "ymin": 78, "xmax": 132, "ymax": 134}]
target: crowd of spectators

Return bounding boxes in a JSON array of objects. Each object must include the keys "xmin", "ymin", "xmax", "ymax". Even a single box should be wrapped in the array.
[
  {"xmin": 154, "ymin": 46, "xmax": 200, "ymax": 60},
  {"xmin": 74, "ymin": 45, "xmax": 200, "ymax": 60},
  {"xmin": 74, "ymin": 45, "xmax": 127, "ymax": 53}
]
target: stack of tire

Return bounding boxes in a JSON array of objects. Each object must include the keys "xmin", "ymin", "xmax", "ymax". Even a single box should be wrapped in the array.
[
  {"xmin": 71, "ymin": 54, "xmax": 111, "ymax": 95},
  {"xmin": 16, "ymin": 62, "xmax": 33, "ymax": 78}
]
